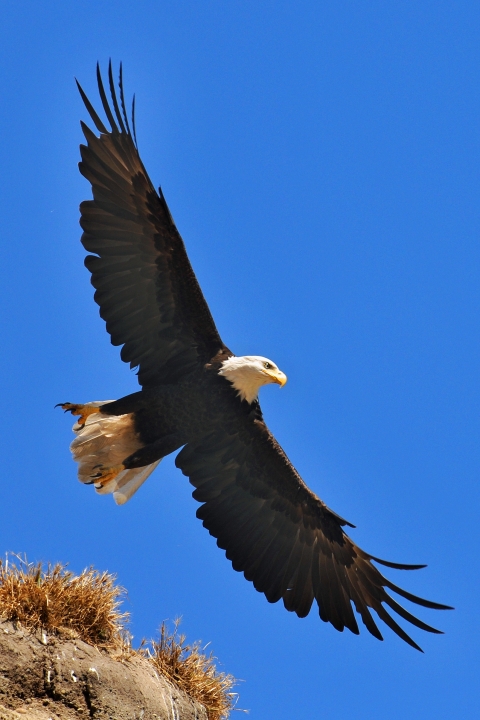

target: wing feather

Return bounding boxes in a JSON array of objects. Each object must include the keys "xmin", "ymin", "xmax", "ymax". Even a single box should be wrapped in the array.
[
  {"xmin": 77, "ymin": 64, "xmax": 232, "ymax": 385},
  {"xmin": 176, "ymin": 419, "xmax": 452, "ymax": 649}
]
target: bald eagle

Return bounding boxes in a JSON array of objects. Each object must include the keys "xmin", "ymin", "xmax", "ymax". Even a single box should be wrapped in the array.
[{"xmin": 60, "ymin": 63, "xmax": 451, "ymax": 651}]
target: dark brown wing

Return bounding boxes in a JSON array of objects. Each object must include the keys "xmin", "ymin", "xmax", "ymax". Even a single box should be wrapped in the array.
[
  {"xmin": 176, "ymin": 418, "xmax": 451, "ymax": 651},
  {"xmin": 77, "ymin": 62, "xmax": 232, "ymax": 386}
]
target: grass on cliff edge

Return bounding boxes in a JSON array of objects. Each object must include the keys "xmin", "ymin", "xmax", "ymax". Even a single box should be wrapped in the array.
[{"xmin": 0, "ymin": 555, "xmax": 237, "ymax": 720}]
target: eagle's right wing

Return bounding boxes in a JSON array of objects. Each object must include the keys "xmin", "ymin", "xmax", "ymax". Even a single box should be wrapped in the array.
[
  {"xmin": 176, "ymin": 418, "xmax": 451, "ymax": 650},
  {"xmin": 77, "ymin": 63, "xmax": 232, "ymax": 386}
]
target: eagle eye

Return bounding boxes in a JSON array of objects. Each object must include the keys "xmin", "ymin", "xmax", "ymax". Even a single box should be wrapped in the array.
[{"xmin": 264, "ymin": 362, "xmax": 272, "ymax": 369}]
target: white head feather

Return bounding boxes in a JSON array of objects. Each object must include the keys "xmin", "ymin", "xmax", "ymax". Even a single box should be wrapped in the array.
[{"xmin": 218, "ymin": 355, "xmax": 287, "ymax": 404}]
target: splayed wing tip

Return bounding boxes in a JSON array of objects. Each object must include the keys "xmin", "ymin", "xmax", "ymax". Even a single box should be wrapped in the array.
[
  {"xmin": 382, "ymin": 575, "xmax": 453, "ymax": 611},
  {"xmin": 369, "ymin": 554, "xmax": 427, "ymax": 570},
  {"xmin": 76, "ymin": 78, "xmax": 109, "ymax": 134}
]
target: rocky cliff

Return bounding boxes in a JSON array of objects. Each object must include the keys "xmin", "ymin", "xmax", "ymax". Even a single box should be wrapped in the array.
[{"xmin": 0, "ymin": 620, "xmax": 207, "ymax": 720}]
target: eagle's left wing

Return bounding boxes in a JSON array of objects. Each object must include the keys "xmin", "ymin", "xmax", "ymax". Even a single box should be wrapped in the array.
[{"xmin": 176, "ymin": 419, "xmax": 451, "ymax": 651}]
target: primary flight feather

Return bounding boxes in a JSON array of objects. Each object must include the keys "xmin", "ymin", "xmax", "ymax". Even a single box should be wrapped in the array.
[{"xmin": 60, "ymin": 62, "xmax": 451, "ymax": 652}]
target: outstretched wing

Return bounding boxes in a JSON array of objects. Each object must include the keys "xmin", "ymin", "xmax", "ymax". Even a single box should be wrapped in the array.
[
  {"xmin": 176, "ymin": 419, "xmax": 451, "ymax": 651},
  {"xmin": 77, "ymin": 62, "xmax": 232, "ymax": 386}
]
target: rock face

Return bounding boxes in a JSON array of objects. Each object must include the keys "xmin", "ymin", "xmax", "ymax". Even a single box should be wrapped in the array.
[{"xmin": 0, "ymin": 620, "xmax": 207, "ymax": 720}]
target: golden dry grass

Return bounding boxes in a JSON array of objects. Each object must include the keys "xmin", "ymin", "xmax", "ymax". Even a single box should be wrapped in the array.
[
  {"xmin": 0, "ymin": 554, "xmax": 237, "ymax": 719},
  {"xmin": 0, "ymin": 554, "xmax": 128, "ymax": 649},
  {"xmin": 142, "ymin": 620, "xmax": 237, "ymax": 720}
]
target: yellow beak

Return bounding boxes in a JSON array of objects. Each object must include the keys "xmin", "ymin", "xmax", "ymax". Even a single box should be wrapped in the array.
[{"xmin": 268, "ymin": 370, "xmax": 287, "ymax": 387}]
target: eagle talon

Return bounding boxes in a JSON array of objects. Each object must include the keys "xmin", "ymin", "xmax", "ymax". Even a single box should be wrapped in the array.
[
  {"xmin": 90, "ymin": 464, "xmax": 125, "ymax": 488},
  {"xmin": 57, "ymin": 402, "xmax": 100, "ymax": 427}
]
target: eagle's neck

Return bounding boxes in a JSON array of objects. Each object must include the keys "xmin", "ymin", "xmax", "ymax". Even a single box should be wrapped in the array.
[{"xmin": 218, "ymin": 357, "xmax": 266, "ymax": 404}]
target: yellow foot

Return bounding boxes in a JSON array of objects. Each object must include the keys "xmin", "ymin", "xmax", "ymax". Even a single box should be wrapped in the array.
[
  {"xmin": 91, "ymin": 464, "xmax": 125, "ymax": 489},
  {"xmin": 56, "ymin": 403, "xmax": 101, "ymax": 427}
]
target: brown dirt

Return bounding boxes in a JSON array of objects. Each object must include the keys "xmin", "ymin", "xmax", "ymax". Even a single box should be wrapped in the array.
[{"xmin": 0, "ymin": 620, "xmax": 207, "ymax": 720}]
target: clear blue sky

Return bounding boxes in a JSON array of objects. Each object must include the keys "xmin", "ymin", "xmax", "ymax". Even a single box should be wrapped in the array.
[{"xmin": 1, "ymin": 2, "xmax": 479, "ymax": 717}]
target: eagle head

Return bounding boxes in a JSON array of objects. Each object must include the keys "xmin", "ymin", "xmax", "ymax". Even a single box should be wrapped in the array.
[{"xmin": 218, "ymin": 355, "xmax": 287, "ymax": 404}]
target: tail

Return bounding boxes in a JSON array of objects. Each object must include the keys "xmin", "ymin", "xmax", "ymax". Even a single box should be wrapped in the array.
[{"xmin": 69, "ymin": 401, "xmax": 160, "ymax": 505}]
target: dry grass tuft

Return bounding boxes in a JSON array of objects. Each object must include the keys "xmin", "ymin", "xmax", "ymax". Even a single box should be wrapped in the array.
[
  {"xmin": 142, "ymin": 620, "xmax": 237, "ymax": 720},
  {"xmin": 0, "ymin": 554, "xmax": 128, "ymax": 649},
  {"xmin": 0, "ymin": 555, "xmax": 238, "ymax": 718}
]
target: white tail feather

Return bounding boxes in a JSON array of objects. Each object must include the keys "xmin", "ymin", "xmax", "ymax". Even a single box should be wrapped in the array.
[{"xmin": 70, "ymin": 401, "xmax": 159, "ymax": 504}]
